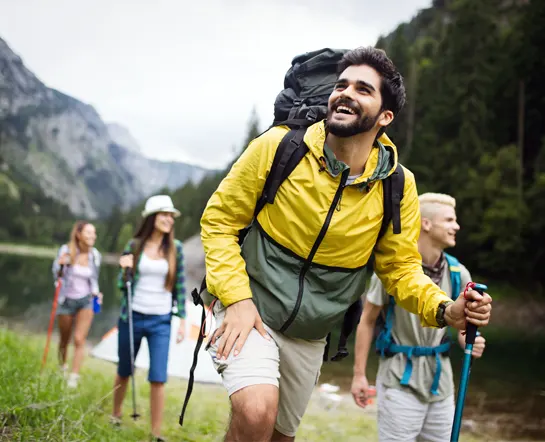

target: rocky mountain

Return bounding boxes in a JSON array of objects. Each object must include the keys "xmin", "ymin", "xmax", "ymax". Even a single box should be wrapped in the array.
[
  {"xmin": 0, "ymin": 36, "xmax": 211, "ymax": 219},
  {"xmin": 106, "ymin": 123, "xmax": 142, "ymax": 154},
  {"xmin": 107, "ymin": 132, "xmax": 209, "ymax": 202}
]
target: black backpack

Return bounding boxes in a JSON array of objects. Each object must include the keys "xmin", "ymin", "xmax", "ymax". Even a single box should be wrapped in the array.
[{"xmin": 179, "ymin": 48, "xmax": 405, "ymax": 426}]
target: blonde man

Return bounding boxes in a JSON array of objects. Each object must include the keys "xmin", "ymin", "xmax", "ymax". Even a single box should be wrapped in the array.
[{"xmin": 351, "ymin": 193, "xmax": 487, "ymax": 442}]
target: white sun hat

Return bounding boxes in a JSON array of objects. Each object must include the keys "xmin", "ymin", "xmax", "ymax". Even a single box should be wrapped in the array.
[{"xmin": 141, "ymin": 195, "xmax": 181, "ymax": 218}]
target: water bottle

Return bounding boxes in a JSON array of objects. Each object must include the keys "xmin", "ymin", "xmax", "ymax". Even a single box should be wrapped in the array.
[{"xmin": 93, "ymin": 295, "xmax": 101, "ymax": 314}]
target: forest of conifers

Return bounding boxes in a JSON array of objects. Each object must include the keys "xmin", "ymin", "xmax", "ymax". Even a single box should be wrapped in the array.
[{"xmin": 5, "ymin": 0, "xmax": 545, "ymax": 292}]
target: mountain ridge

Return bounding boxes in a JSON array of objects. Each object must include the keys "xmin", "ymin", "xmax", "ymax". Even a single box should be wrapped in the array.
[{"xmin": 0, "ymin": 36, "xmax": 214, "ymax": 219}]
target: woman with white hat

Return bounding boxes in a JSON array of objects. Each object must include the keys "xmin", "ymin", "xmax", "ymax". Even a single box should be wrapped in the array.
[{"xmin": 111, "ymin": 195, "xmax": 186, "ymax": 442}]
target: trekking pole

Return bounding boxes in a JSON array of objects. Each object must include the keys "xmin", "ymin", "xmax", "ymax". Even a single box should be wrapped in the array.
[
  {"xmin": 41, "ymin": 265, "xmax": 64, "ymax": 373},
  {"xmin": 450, "ymin": 282, "xmax": 487, "ymax": 442},
  {"xmin": 125, "ymin": 267, "xmax": 140, "ymax": 421}
]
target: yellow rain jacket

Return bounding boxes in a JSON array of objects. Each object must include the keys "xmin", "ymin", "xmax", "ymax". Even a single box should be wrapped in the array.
[{"xmin": 201, "ymin": 121, "xmax": 452, "ymax": 340}]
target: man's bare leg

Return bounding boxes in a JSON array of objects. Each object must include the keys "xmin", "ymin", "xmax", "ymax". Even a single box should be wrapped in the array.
[{"xmin": 225, "ymin": 384, "xmax": 279, "ymax": 442}]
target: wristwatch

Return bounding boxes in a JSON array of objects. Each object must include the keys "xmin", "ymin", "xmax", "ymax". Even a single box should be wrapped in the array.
[{"xmin": 436, "ymin": 300, "xmax": 454, "ymax": 328}]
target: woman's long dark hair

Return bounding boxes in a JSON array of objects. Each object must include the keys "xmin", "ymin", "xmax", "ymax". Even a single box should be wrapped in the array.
[{"xmin": 132, "ymin": 213, "xmax": 176, "ymax": 292}]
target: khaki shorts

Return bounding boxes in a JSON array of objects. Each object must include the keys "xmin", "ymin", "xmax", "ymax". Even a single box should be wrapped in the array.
[
  {"xmin": 377, "ymin": 382, "xmax": 455, "ymax": 442},
  {"xmin": 206, "ymin": 301, "xmax": 326, "ymax": 437}
]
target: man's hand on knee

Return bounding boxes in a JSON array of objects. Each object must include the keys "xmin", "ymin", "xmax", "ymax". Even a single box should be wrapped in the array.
[{"xmin": 212, "ymin": 299, "xmax": 270, "ymax": 360}]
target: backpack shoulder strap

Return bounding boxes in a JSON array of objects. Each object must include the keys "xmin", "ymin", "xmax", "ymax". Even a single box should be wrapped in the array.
[
  {"xmin": 444, "ymin": 253, "xmax": 462, "ymax": 299},
  {"xmin": 92, "ymin": 248, "xmax": 101, "ymax": 267},
  {"xmin": 375, "ymin": 295, "xmax": 396, "ymax": 357},
  {"xmin": 253, "ymin": 127, "xmax": 310, "ymax": 219},
  {"xmin": 377, "ymin": 163, "xmax": 405, "ymax": 242}
]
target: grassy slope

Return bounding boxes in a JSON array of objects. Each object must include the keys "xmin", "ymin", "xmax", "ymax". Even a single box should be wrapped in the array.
[{"xmin": 0, "ymin": 328, "xmax": 491, "ymax": 442}]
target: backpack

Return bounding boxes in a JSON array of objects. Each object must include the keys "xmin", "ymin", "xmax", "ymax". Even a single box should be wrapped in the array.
[
  {"xmin": 179, "ymin": 48, "xmax": 405, "ymax": 426},
  {"xmin": 374, "ymin": 253, "xmax": 462, "ymax": 396}
]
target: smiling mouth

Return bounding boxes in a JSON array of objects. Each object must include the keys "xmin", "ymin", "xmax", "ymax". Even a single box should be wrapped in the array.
[
  {"xmin": 332, "ymin": 99, "xmax": 361, "ymax": 118},
  {"xmin": 336, "ymin": 105, "xmax": 358, "ymax": 115}
]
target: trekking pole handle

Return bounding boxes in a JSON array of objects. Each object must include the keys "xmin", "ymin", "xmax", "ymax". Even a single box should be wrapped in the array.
[
  {"xmin": 464, "ymin": 282, "xmax": 487, "ymax": 345},
  {"xmin": 57, "ymin": 264, "xmax": 65, "ymax": 279},
  {"xmin": 125, "ymin": 267, "xmax": 133, "ymax": 283},
  {"xmin": 120, "ymin": 251, "xmax": 134, "ymax": 283}
]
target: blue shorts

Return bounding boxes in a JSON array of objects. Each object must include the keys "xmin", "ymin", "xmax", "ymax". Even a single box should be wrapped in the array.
[
  {"xmin": 117, "ymin": 311, "xmax": 171, "ymax": 383},
  {"xmin": 57, "ymin": 294, "xmax": 93, "ymax": 316}
]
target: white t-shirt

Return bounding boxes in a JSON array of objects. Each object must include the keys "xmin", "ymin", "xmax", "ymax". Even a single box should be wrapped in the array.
[
  {"xmin": 131, "ymin": 252, "xmax": 172, "ymax": 315},
  {"xmin": 346, "ymin": 174, "xmax": 362, "ymax": 185}
]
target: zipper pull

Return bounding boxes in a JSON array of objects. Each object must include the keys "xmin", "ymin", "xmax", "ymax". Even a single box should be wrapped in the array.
[{"xmin": 342, "ymin": 170, "xmax": 350, "ymax": 188}]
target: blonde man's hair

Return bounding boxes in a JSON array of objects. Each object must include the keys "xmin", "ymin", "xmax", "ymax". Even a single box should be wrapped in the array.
[{"xmin": 419, "ymin": 192, "xmax": 456, "ymax": 221}]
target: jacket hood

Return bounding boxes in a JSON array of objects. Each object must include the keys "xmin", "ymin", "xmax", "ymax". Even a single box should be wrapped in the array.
[{"xmin": 303, "ymin": 120, "xmax": 399, "ymax": 188}]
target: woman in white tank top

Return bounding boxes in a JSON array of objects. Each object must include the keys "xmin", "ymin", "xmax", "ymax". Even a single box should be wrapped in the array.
[{"xmin": 111, "ymin": 195, "xmax": 186, "ymax": 442}]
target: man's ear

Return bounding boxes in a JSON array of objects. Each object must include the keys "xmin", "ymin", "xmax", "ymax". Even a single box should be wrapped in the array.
[
  {"xmin": 421, "ymin": 217, "xmax": 432, "ymax": 232},
  {"xmin": 378, "ymin": 110, "xmax": 394, "ymax": 128}
]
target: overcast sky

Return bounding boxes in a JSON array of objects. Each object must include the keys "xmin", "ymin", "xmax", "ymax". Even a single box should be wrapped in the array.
[{"xmin": 0, "ymin": 0, "xmax": 431, "ymax": 169}]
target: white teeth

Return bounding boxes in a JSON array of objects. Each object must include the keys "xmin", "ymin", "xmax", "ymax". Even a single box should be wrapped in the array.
[{"xmin": 336, "ymin": 105, "xmax": 356, "ymax": 115}]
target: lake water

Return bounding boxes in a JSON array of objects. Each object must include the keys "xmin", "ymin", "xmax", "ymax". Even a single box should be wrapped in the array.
[
  {"xmin": 0, "ymin": 252, "xmax": 132, "ymax": 343},
  {"xmin": 1, "ymin": 252, "xmax": 544, "ymax": 439}
]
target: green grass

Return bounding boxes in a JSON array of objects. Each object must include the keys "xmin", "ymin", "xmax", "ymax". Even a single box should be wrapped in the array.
[{"xmin": 0, "ymin": 328, "xmax": 491, "ymax": 442}]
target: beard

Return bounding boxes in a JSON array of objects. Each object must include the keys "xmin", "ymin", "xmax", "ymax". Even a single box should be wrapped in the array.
[{"xmin": 325, "ymin": 98, "xmax": 380, "ymax": 138}]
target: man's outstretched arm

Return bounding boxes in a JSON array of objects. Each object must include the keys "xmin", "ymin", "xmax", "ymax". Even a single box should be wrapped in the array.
[
  {"xmin": 352, "ymin": 294, "xmax": 383, "ymax": 408},
  {"xmin": 373, "ymin": 169, "xmax": 492, "ymax": 329}
]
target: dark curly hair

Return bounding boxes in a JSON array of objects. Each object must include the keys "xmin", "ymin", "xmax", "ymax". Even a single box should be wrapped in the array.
[{"xmin": 337, "ymin": 46, "xmax": 406, "ymax": 117}]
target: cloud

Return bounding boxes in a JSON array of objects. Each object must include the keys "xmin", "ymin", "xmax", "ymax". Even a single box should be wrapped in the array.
[{"xmin": 0, "ymin": 0, "xmax": 431, "ymax": 169}]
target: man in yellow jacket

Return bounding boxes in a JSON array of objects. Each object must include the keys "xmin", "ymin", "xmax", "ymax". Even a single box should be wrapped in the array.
[{"xmin": 200, "ymin": 46, "xmax": 492, "ymax": 441}]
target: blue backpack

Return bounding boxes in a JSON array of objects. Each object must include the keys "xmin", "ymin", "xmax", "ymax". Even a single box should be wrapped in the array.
[{"xmin": 374, "ymin": 253, "xmax": 461, "ymax": 395}]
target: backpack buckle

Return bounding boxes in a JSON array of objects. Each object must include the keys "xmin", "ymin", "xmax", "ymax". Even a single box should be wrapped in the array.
[
  {"xmin": 305, "ymin": 107, "xmax": 318, "ymax": 122},
  {"xmin": 191, "ymin": 287, "xmax": 204, "ymax": 307}
]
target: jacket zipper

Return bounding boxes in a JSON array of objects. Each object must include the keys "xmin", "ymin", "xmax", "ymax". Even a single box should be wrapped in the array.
[{"xmin": 280, "ymin": 169, "xmax": 350, "ymax": 333}]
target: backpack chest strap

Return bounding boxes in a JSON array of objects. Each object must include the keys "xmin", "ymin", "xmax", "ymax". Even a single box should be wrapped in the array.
[{"xmin": 388, "ymin": 341, "xmax": 451, "ymax": 396}]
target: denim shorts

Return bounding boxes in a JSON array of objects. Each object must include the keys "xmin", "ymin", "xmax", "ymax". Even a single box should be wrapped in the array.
[
  {"xmin": 117, "ymin": 311, "xmax": 172, "ymax": 383},
  {"xmin": 57, "ymin": 294, "xmax": 93, "ymax": 316}
]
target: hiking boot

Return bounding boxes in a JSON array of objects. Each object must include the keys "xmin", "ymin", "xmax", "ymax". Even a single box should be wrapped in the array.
[
  {"xmin": 330, "ymin": 348, "xmax": 349, "ymax": 361},
  {"xmin": 66, "ymin": 372, "xmax": 80, "ymax": 388},
  {"xmin": 109, "ymin": 415, "xmax": 122, "ymax": 427}
]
